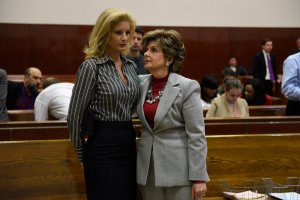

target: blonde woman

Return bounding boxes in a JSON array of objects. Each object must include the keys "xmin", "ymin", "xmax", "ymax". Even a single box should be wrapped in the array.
[
  {"xmin": 68, "ymin": 8, "xmax": 139, "ymax": 200},
  {"xmin": 136, "ymin": 29, "xmax": 209, "ymax": 200},
  {"xmin": 206, "ymin": 78, "xmax": 249, "ymax": 117}
]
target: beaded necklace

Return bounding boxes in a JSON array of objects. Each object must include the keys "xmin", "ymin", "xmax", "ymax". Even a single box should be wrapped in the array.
[
  {"xmin": 145, "ymin": 88, "xmax": 164, "ymax": 104},
  {"xmin": 145, "ymin": 74, "xmax": 168, "ymax": 104}
]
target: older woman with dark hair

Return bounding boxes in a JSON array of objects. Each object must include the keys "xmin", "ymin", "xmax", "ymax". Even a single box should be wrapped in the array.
[
  {"xmin": 206, "ymin": 78, "xmax": 249, "ymax": 117},
  {"xmin": 136, "ymin": 29, "xmax": 209, "ymax": 200}
]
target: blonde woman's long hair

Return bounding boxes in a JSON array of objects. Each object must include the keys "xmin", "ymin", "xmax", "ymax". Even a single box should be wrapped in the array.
[{"xmin": 84, "ymin": 8, "xmax": 136, "ymax": 59}]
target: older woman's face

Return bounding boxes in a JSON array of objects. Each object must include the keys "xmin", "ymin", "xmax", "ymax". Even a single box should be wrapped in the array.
[
  {"xmin": 144, "ymin": 41, "xmax": 167, "ymax": 72},
  {"xmin": 225, "ymin": 87, "xmax": 242, "ymax": 104}
]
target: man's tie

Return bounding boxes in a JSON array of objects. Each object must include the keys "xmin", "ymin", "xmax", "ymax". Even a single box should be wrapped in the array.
[{"xmin": 267, "ymin": 54, "xmax": 275, "ymax": 81}]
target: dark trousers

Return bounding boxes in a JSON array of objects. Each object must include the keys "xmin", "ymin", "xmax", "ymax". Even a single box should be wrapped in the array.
[
  {"xmin": 83, "ymin": 121, "xmax": 136, "ymax": 200},
  {"xmin": 286, "ymin": 100, "xmax": 300, "ymax": 116}
]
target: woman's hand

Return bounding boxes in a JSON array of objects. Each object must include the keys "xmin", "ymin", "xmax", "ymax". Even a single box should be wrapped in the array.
[{"xmin": 192, "ymin": 182, "xmax": 207, "ymax": 200}]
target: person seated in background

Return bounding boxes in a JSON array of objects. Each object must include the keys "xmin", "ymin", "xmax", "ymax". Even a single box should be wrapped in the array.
[
  {"xmin": 294, "ymin": 36, "xmax": 300, "ymax": 54},
  {"xmin": 0, "ymin": 68, "xmax": 9, "ymax": 121},
  {"xmin": 243, "ymin": 78, "xmax": 273, "ymax": 105},
  {"xmin": 206, "ymin": 78, "xmax": 249, "ymax": 118},
  {"xmin": 34, "ymin": 77, "xmax": 74, "ymax": 121},
  {"xmin": 217, "ymin": 68, "xmax": 237, "ymax": 95},
  {"xmin": 200, "ymin": 74, "xmax": 219, "ymax": 108},
  {"xmin": 223, "ymin": 56, "xmax": 248, "ymax": 76},
  {"xmin": 127, "ymin": 26, "xmax": 149, "ymax": 75},
  {"xmin": 6, "ymin": 67, "xmax": 42, "ymax": 110}
]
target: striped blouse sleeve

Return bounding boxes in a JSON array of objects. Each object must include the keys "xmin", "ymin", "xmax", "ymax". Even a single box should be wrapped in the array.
[{"xmin": 67, "ymin": 60, "xmax": 96, "ymax": 161}]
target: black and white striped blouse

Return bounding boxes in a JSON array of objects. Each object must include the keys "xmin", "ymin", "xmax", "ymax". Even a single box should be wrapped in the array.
[{"xmin": 67, "ymin": 55, "xmax": 139, "ymax": 161}]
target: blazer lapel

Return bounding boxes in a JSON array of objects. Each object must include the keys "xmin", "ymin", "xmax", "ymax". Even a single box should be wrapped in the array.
[
  {"xmin": 137, "ymin": 75, "xmax": 152, "ymax": 132},
  {"xmin": 153, "ymin": 73, "xmax": 180, "ymax": 131}
]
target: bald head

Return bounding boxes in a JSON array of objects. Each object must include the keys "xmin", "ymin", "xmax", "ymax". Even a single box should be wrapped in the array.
[
  {"xmin": 25, "ymin": 67, "xmax": 42, "ymax": 77},
  {"xmin": 43, "ymin": 77, "xmax": 60, "ymax": 89}
]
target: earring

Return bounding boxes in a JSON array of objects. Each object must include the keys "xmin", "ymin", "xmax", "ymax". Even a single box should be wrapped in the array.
[{"xmin": 166, "ymin": 62, "xmax": 169, "ymax": 67}]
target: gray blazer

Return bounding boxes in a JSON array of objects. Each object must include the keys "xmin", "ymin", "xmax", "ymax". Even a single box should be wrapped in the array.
[
  {"xmin": 136, "ymin": 73, "xmax": 209, "ymax": 187},
  {"xmin": 0, "ymin": 69, "xmax": 8, "ymax": 121}
]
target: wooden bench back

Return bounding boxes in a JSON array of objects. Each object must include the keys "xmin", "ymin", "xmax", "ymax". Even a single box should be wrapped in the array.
[
  {"xmin": 7, "ymin": 105, "xmax": 287, "ymax": 122},
  {"xmin": 8, "ymin": 74, "xmax": 76, "ymax": 83},
  {"xmin": 1, "ymin": 116, "xmax": 300, "ymax": 140},
  {"xmin": 207, "ymin": 133, "xmax": 300, "ymax": 196},
  {"xmin": 0, "ymin": 140, "xmax": 86, "ymax": 200},
  {"xmin": 1, "ymin": 133, "xmax": 300, "ymax": 199}
]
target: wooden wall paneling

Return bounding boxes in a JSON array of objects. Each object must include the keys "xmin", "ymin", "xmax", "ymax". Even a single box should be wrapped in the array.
[
  {"xmin": 174, "ymin": 27, "xmax": 201, "ymax": 80},
  {"xmin": 186, "ymin": 27, "xmax": 230, "ymax": 81},
  {"xmin": 65, "ymin": 25, "xmax": 91, "ymax": 73},
  {"xmin": 0, "ymin": 24, "xmax": 30, "ymax": 74},
  {"xmin": 1, "ymin": 23, "xmax": 300, "ymax": 94},
  {"xmin": 28, "ymin": 25, "xmax": 66, "ymax": 74},
  {"xmin": 228, "ymin": 28, "xmax": 261, "ymax": 74}
]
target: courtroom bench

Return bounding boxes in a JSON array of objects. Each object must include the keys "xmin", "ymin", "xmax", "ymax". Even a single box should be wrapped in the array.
[
  {"xmin": 204, "ymin": 116, "xmax": 300, "ymax": 135},
  {"xmin": 0, "ymin": 121, "xmax": 68, "ymax": 141},
  {"xmin": 0, "ymin": 140, "xmax": 86, "ymax": 200},
  {"xmin": 1, "ymin": 116, "xmax": 300, "ymax": 141},
  {"xmin": 1, "ymin": 133, "xmax": 300, "ymax": 199},
  {"xmin": 7, "ymin": 74, "xmax": 77, "ymax": 83},
  {"xmin": 247, "ymin": 105, "xmax": 286, "ymax": 116},
  {"xmin": 203, "ymin": 105, "xmax": 286, "ymax": 116},
  {"xmin": 206, "ymin": 133, "xmax": 300, "ymax": 197},
  {"xmin": 7, "ymin": 105, "xmax": 287, "ymax": 122},
  {"xmin": 7, "ymin": 110, "xmax": 35, "ymax": 121}
]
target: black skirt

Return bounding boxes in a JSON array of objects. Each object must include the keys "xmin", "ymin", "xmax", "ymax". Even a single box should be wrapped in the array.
[{"xmin": 83, "ymin": 121, "xmax": 136, "ymax": 200}]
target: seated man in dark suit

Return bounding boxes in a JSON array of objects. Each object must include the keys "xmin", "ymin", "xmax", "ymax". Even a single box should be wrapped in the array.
[
  {"xmin": 6, "ymin": 67, "xmax": 43, "ymax": 110},
  {"xmin": 223, "ymin": 56, "xmax": 247, "ymax": 76}
]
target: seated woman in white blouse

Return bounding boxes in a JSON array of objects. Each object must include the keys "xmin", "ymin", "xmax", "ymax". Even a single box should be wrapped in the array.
[{"xmin": 206, "ymin": 78, "xmax": 249, "ymax": 118}]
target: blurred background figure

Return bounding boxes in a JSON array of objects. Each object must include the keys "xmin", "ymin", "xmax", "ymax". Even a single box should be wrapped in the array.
[
  {"xmin": 243, "ymin": 78, "xmax": 273, "ymax": 105},
  {"xmin": 0, "ymin": 68, "xmax": 9, "ymax": 121},
  {"xmin": 200, "ymin": 74, "xmax": 219, "ymax": 108},
  {"xmin": 218, "ymin": 68, "xmax": 237, "ymax": 95},
  {"xmin": 128, "ymin": 26, "xmax": 149, "ymax": 75},
  {"xmin": 6, "ymin": 67, "xmax": 42, "ymax": 110},
  {"xmin": 223, "ymin": 56, "xmax": 248, "ymax": 76},
  {"xmin": 294, "ymin": 36, "xmax": 300, "ymax": 54},
  {"xmin": 34, "ymin": 77, "xmax": 74, "ymax": 121},
  {"xmin": 206, "ymin": 78, "xmax": 249, "ymax": 118}
]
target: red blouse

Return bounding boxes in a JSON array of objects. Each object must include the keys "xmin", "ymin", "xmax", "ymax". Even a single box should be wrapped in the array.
[{"xmin": 143, "ymin": 75, "xmax": 169, "ymax": 129}]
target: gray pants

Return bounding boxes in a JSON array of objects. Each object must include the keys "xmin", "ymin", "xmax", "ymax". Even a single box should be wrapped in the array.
[{"xmin": 138, "ymin": 155, "xmax": 192, "ymax": 200}]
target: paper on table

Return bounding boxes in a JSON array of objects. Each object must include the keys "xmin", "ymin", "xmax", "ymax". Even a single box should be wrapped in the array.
[
  {"xmin": 224, "ymin": 190, "xmax": 268, "ymax": 200},
  {"xmin": 269, "ymin": 192, "xmax": 300, "ymax": 200}
]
